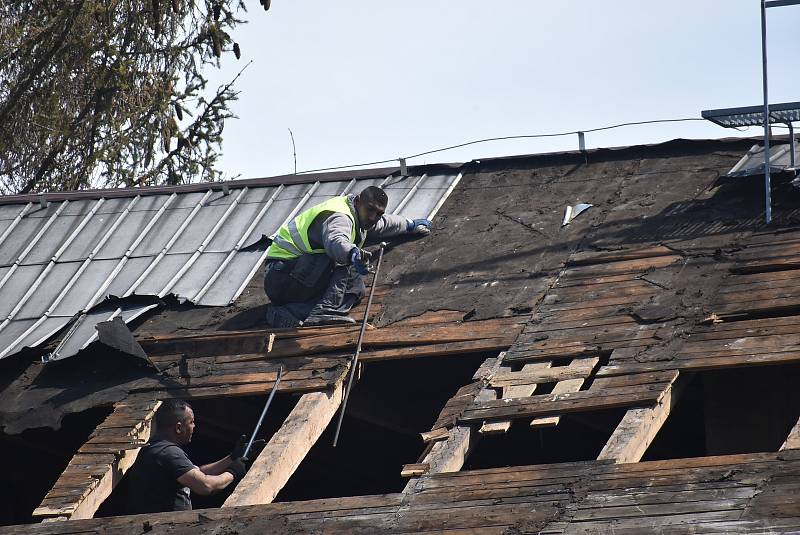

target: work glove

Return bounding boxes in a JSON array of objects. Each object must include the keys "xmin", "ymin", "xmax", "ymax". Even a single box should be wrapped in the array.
[
  {"xmin": 230, "ymin": 434, "xmax": 266, "ymax": 461},
  {"xmin": 349, "ymin": 247, "xmax": 370, "ymax": 276},
  {"xmin": 225, "ymin": 458, "xmax": 247, "ymax": 481},
  {"xmin": 406, "ymin": 218, "xmax": 432, "ymax": 236}
]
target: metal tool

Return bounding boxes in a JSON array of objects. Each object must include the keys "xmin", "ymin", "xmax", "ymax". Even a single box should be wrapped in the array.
[
  {"xmin": 243, "ymin": 365, "xmax": 283, "ymax": 460},
  {"xmin": 332, "ymin": 241, "xmax": 387, "ymax": 447}
]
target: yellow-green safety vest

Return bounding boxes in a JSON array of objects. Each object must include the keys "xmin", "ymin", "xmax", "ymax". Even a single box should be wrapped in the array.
[{"xmin": 266, "ymin": 196, "xmax": 365, "ymax": 260}]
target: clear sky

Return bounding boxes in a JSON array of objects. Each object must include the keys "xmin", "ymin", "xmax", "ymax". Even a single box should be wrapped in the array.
[{"xmin": 206, "ymin": 1, "xmax": 800, "ymax": 180}]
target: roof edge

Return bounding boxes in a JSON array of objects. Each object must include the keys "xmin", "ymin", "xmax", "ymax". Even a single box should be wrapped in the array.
[{"xmin": 0, "ymin": 162, "xmax": 464, "ymax": 206}]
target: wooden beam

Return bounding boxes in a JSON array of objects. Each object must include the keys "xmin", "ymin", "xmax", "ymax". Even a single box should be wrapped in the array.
[
  {"xmin": 530, "ymin": 356, "xmax": 600, "ymax": 428},
  {"xmin": 780, "ymin": 416, "xmax": 800, "ymax": 451},
  {"xmin": 597, "ymin": 373, "xmax": 684, "ymax": 463},
  {"xmin": 33, "ymin": 398, "xmax": 161, "ymax": 521},
  {"xmin": 480, "ymin": 361, "xmax": 552, "ymax": 435},
  {"xmin": 404, "ymin": 388, "xmax": 497, "ymax": 493},
  {"xmin": 460, "ymin": 383, "xmax": 667, "ymax": 423},
  {"xmin": 223, "ymin": 374, "xmax": 346, "ymax": 507}
]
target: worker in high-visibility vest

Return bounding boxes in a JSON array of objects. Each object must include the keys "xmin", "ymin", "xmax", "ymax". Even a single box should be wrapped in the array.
[{"xmin": 264, "ymin": 185, "xmax": 432, "ymax": 327}]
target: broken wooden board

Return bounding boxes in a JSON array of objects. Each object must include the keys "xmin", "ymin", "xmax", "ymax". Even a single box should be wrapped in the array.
[
  {"xmin": 400, "ymin": 463, "xmax": 430, "ymax": 478},
  {"xmin": 480, "ymin": 361, "xmax": 552, "ymax": 435},
  {"xmin": 459, "ymin": 382, "xmax": 671, "ymax": 424},
  {"xmin": 530, "ymin": 356, "xmax": 601, "ymax": 428}
]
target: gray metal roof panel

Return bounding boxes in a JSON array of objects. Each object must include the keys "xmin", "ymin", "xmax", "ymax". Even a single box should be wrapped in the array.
[
  {"xmin": 48, "ymin": 303, "xmax": 159, "ymax": 361},
  {"xmin": 16, "ymin": 262, "xmax": 82, "ymax": 319},
  {"xmin": 195, "ymin": 249, "xmax": 265, "ymax": 306},
  {"xmin": 0, "ymin": 319, "xmax": 40, "ymax": 358},
  {"xmin": 49, "ymin": 259, "xmax": 119, "ymax": 317},
  {"xmin": 0, "ymin": 264, "xmax": 46, "ymax": 318}
]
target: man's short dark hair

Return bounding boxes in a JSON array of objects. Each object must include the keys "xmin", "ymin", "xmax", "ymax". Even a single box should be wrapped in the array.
[
  {"xmin": 359, "ymin": 186, "xmax": 388, "ymax": 207},
  {"xmin": 155, "ymin": 399, "xmax": 191, "ymax": 431}
]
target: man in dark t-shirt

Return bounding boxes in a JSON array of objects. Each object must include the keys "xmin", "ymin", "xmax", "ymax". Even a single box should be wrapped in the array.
[{"xmin": 126, "ymin": 400, "xmax": 258, "ymax": 514}]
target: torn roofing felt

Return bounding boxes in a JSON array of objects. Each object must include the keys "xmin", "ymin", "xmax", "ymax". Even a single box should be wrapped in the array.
[
  {"xmin": 374, "ymin": 137, "xmax": 771, "ymax": 325},
  {"xmin": 0, "ymin": 169, "xmax": 463, "ymax": 360}
]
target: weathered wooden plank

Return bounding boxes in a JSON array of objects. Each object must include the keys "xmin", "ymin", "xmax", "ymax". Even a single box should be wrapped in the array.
[
  {"xmin": 597, "ymin": 373, "xmax": 683, "ymax": 463},
  {"xmin": 559, "ymin": 255, "xmax": 682, "ymax": 280},
  {"xmin": 598, "ymin": 350, "xmax": 800, "ymax": 376},
  {"xmin": 140, "ymin": 317, "xmax": 522, "ymax": 359},
  {"xmin": 33, "ymin": 399, "xmax": 161, "ymax": 521},
  {"xmin": 530, "ymin": 357, "xmax": 601, "ymax": 428},
  {"xmin": 460, "ymin": 383, "xmax": 667, "ymax": 423},
  {"xmin": 405, "ymin": 389, "xmax": 497, "ymax": 493},
  {"xmin": 400, "ymin": 463, "xmax": 430, "ymax": 478},
  {"xmin": 359, "ymin": 337, "xmax": 516, "ymax": 362},
  {"xmin": 781, "ymin": 416, "xmax": 800, "ymax": 451},
  {"xmin": 223, "ymin": 373, "xmax": 346, "ymax": 507},
  {"xmin": 567, "ymin": 246, "xmax": 679, "ymax": 266},
  {"xmin": 491, "ymin": 360, "xmax": 599, "ymax": 389},
  {"xmin": 481, "ymin": 361, "xmax": 552, "ymax": 435}
]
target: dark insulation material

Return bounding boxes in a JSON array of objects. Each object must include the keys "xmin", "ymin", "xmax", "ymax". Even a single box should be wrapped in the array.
[{"xmin": 375, "ymin": 138, "xmax": 763, "ymax": 325}]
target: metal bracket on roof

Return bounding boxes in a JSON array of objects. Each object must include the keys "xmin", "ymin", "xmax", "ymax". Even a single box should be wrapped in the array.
[
  {"xmin": 399, "ymin": 158, "xmax": 408, "ymax": 177},
  {"xmin": 39, "ymin": 194, "xmax": 48, "ymax": 209},
  {"xmin": 222, "ymin": 183, "xmax": 230, "ymax": 195}
]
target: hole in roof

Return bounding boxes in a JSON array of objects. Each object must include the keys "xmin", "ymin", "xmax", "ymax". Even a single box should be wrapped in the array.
[
  {"xmin": 464, "ymin": 408, "xmax": 627, "ymax": 471},
  {"xmin": 273, "ymin": 351, "xmax": 492, "ymax": 502},
  {"xmin": 642, "ymin": 363, "xmax": 800, "ymax": 461}
]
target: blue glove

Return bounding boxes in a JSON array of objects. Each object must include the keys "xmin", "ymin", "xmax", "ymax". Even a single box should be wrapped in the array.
[
  {"xmin": 349, "ymin": 247, "xmax": 369, "ymax": 276},
  {"xmin": 406, "ymin": 218, "xmax": 432, "ymax": 235}
]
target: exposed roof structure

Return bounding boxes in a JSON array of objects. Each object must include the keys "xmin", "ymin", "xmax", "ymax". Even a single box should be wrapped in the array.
[
  {"xmin": 0, "ymin": 170, "xmax": 461, "ymax": 361},
  {"xmin": 1, "ymin": 137, "xmax": 800, "ymax": 534}
]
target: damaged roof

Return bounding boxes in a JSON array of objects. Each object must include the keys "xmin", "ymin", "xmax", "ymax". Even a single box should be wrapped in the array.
[
  {"xmin": 0, "ymin": 169, "xmax": 462, "ymax": 360},
  {"xmin": 4, "ymin": 136, "xmax": 800, "ymax": 532}
]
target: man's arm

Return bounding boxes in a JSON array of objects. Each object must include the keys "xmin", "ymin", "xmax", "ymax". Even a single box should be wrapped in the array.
[
  {"xmin": 177, "ymin": 468, "xmax": 235, "ymax": 496},
  {"xmin": 321, "ymin": 213, "xmax": 357, "ymax": 264},
  {"xmin": 371, "ymin": 213, "xmax": 415, "ymax": 238},
  {"xmin": 198, "ymin": 456, "xmax": 233, "ymax": 476}
]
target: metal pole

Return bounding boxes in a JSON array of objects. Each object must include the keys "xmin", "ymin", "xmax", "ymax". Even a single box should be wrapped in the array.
[
  {"xmin": 789, "ymin": 122, "xmax": 796, "ymax": 169},
  {"xmin": 243, "ymin": 365, "xmax": 283, "ymax": 460},
  {"xmin": 761, "ymin": 0, "xmax": 772, "ymax": 224},
  {"xmin": 332, "ymin": 242, "xmax": 386, "ymax": 447}
]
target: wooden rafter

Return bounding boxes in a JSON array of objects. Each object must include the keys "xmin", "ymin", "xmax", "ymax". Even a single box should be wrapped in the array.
[
  {"xmin": 32, "ymin": 397, "xmax": 161, "ymax": 521},
  {"xmin": 223, "ymin": 371, "xmax": 347, "ymax": 507},
  {"xmin": 780, "ymin": 417, "xmax": 800, "ymax": 451},
  {"xmin": 597, "ymin": 372, "xmax": 684, "ymax": 464}
]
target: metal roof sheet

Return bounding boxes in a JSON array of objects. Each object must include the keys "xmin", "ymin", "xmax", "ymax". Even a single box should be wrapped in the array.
[
  {"xmin": 727, "ymin": 143, "xmax": 799, "ymax": 177},
  {"xmin": 0, "ymin": 170, "xmax": 463, "ymax": 360}
]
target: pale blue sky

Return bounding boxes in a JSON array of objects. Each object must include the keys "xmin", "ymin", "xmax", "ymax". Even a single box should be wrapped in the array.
[{"xmin": 206, "ymin": 1, "xmax": 800, "ymax": 179}]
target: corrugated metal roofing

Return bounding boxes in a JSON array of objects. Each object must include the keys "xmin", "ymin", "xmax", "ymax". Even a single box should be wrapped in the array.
[{"xmin": 0, "ymin": 170, "xmax": 463, "ymax": 360}]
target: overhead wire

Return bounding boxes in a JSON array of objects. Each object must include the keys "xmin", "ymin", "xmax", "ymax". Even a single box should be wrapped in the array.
[{"xmin": 295, "ymin": 117, "xmax": 708, "ymax": 175}]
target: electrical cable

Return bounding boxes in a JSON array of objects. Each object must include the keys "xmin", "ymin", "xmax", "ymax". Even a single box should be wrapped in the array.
[{"xmin": 295, "ymin": 117, "xmax": 707, "ymax": 175}]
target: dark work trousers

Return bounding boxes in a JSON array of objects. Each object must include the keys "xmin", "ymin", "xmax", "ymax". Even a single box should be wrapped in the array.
[{"xmin": 264, "ymin": 254, "xmax": 366, "ymax": 321}]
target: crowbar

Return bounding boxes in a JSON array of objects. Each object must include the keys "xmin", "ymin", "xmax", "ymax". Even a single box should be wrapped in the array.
[
  {"xmin": 332, "ymin": 241, "xmax": 387, "ymax": 447},
  {"xmin": 243, "ymin": 365, "xmax": 283, "ymax": 460}
]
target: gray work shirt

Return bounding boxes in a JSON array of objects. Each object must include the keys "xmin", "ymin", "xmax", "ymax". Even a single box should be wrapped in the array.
[{"xmin": 306, "ymin": 194, "xmax": 409, "ymax": 265}]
